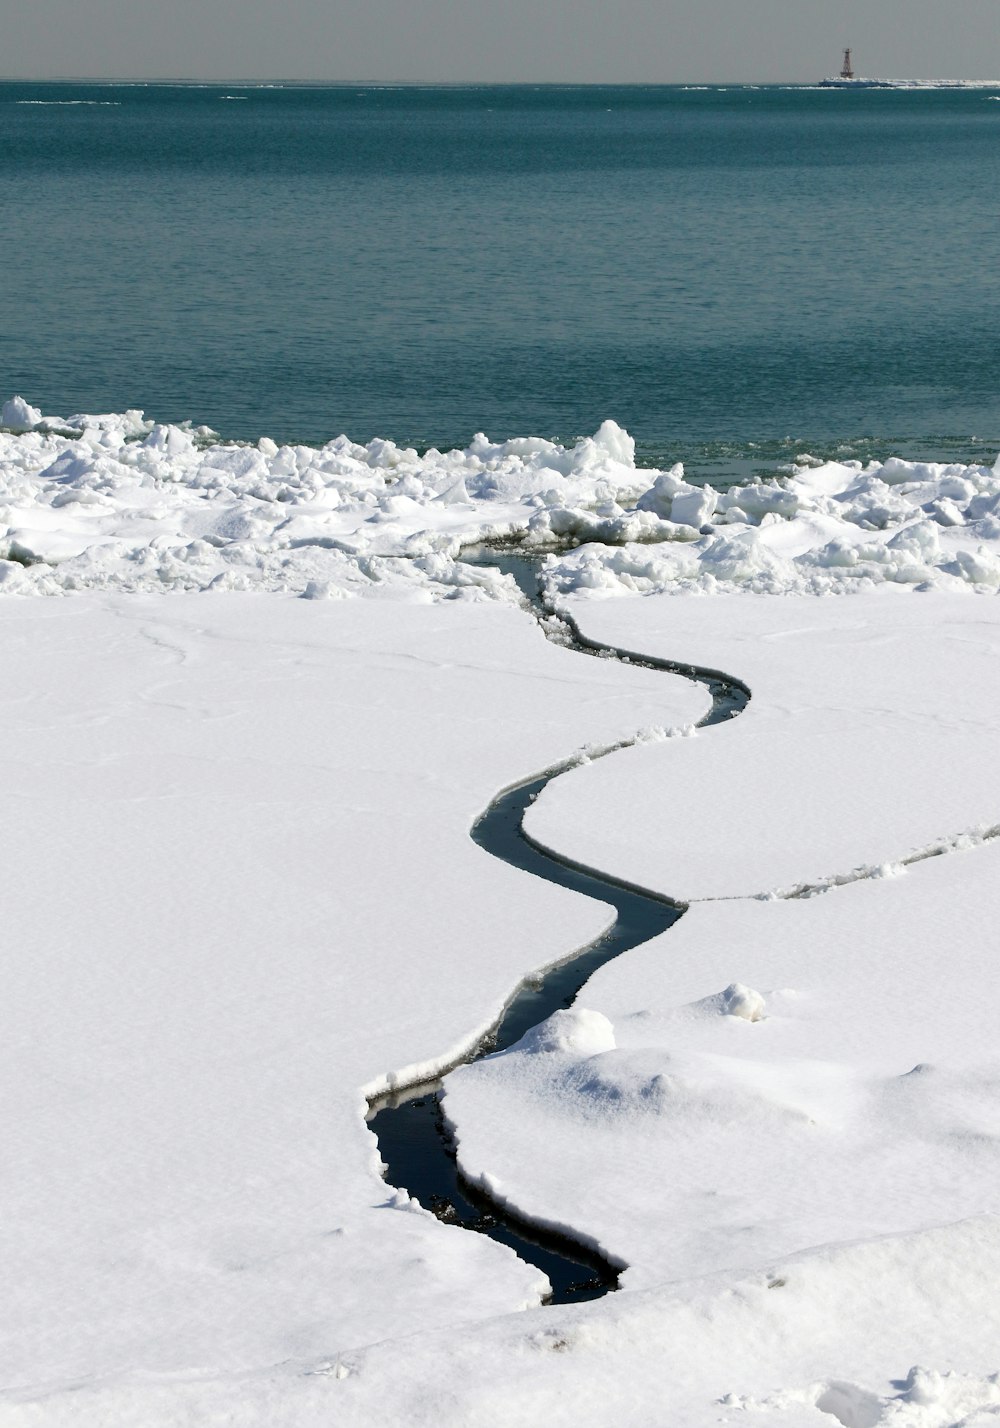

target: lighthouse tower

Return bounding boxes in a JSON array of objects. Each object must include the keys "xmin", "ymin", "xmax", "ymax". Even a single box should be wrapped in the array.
[{"xmin": 840, "ymin": 48, "xmax": 854, "ymax": 79}]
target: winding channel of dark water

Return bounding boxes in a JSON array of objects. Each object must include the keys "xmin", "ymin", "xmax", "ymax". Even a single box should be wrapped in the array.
[{"xmin": 367, "ymin": 553, "xmax": 750, "ymax": 1305}]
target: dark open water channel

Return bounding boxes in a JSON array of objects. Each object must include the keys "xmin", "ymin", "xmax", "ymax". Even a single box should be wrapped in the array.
[{"xmin": 368, "ymin": 556, "xmax": 749, "ymax": 1303}]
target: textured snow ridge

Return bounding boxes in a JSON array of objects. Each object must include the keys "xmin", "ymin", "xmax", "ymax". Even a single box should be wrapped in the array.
[
  {"xmin": 542, "ymin": 452, "xmax": 1000, "ymax": 599},
  {"xmin": 0, "ymin": 400, "xmax": 648, "ymax": 597},
  {"xmin": 5, "ymin": 398, "xmax": 1000, "ymax": 598}
]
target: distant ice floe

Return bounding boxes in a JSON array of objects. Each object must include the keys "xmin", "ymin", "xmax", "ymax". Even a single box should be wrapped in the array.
[{"xmin": 3, "ymin": 396, "xmax": 1000, "ymax": 599}]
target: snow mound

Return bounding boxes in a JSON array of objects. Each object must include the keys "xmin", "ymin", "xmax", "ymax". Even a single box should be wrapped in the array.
[
  {"xmin": 516, "ymin": 1007, "xmax": 616, "ymax": 1057},
  {"xmin": 556, "ymin": 1046, "xmax": 794, "ymax": 1123},
  {"xmin": 682, "ymin": 982, "xmax": 769, "ymax": 1022},
  {"xmin": 723, "ymin": 982, "xmax": 766, "ymax": 1021}
]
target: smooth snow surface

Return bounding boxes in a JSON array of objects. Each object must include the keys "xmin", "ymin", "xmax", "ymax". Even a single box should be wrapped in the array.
[
  {"xmin": 0, "ymin": 594, "xmax": 700, "ymax": 1389},
  {"xmin": 15, "ymin": 1218, "xmax": 1000, "ymax": 1425},
  {"xmin": 527, "ymin": 593, "xmax": 1000, "ymax": 898}
]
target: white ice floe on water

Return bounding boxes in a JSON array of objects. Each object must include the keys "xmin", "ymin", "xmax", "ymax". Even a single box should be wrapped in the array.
[
  {"xmin": 0, "ymin": 395, "xmax": 43, "ymax": 431},
  {"xmin": 5, "ymin": 398, "xmax": 1000, "ymax": 598},
  {"xmin": 817, "ymin": 77, "xmax": 1000, "ymax": 89}
]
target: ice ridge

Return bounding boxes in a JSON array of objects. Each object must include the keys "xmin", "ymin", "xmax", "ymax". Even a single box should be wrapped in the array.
[{"xmin": 5, "ymin": 398, "xmax": 1000, "ymax": 600}]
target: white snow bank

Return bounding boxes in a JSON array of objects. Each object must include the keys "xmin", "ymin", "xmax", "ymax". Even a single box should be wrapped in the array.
[
  {"xmin": 527, "ymin": 593, "xmax": 1000, "ymax": 899},
  {"xmin": 5, "ymin": 400, "xmax": 1000, "ymax": 598}
]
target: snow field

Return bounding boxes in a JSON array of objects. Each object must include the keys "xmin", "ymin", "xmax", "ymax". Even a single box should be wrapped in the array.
[
  {"xmin": 0, "ymin": 593, "xmax": 702, "ymax": 1389},
  {"xmin": 445, "ymin": 840, "xmax": 1000, "ymax": 1290},
  {"xmin": 431, "ymin": 591, "xmax": 1000, "ymax": 1422},
  {"xmin": 14, "ymin": 1217, "xmax": 1000, "ymax": 1425},
  {"xmin": 525, "ymin": 593, "xmax": 1000, "ymax": 898},
  {"xmin": 7, "ymin": 401, "xmax": 1000, "ymax": 1424}
]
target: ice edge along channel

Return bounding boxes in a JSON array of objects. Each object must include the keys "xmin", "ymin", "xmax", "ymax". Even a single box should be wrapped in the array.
[{"xmin": 367, "ymin": 552, "xmax": 750, "ymax": 1305}]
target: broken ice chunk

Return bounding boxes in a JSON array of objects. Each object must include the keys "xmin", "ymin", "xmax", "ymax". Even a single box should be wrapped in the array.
[{"xmin": 722, "ymin": 983, "xmax": 766, "ymax": 1022}]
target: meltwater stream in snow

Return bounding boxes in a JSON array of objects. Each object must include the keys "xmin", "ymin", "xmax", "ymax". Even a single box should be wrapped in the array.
[{"xmin": 367, "ymin": 553, "xmax": 749, "ymax": 1304}]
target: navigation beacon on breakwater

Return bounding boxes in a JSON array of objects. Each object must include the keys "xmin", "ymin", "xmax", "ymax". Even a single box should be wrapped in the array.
[{"xmin": 818, "ymin": 48, "xmax": 885, "ymax": 88}]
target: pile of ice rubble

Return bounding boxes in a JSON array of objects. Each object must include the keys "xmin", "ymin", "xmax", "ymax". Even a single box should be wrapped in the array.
[{"xmin": 4, "ymin": 395, "xmax": 1000, "ymax": 599}]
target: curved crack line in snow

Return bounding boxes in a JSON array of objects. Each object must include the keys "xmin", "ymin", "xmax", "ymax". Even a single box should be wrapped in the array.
[
  {"xmin": 683, "ymin": 822, "xmax": 1000, "ymax": 906},
  {"xmin": 540, "ymin": 586, "xmax": 1000, "ymax": 909},
  {"xmin": 366, "ymin": 555, "xmax": 751, "ymax": 1305},
  {"xmin": 772, "ymin": 822, "xmax": 1000, "ymax": 901}
]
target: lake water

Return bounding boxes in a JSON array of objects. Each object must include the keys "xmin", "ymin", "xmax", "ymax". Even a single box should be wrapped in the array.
[{"xmin": 3, "ymin": 81, "xmax": 1000, "ymax": 478}]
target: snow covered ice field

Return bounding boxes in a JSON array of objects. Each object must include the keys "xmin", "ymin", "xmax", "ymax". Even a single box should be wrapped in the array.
[{"xmin": 5, "ymin": 400, "xmax": 1000, "ymax": 1424}]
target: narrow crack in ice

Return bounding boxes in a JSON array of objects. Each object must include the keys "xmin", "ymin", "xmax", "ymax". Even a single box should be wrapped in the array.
[
  {"xmin": 367, "ymin": 553, "xmax": 1000, "ymax": 1304},
  {"xmin": 366, "ymin": 551, "xmax": 746, "ymax": 1304},
  {"xmin": 689, "ymin": 821, "xmax": 1000, "ymax": 905}
]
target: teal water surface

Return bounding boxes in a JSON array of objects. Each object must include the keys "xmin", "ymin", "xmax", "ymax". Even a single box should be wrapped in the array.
[{"xmin": 3, "ymin": 82, "xmax": 999, "ymax": 475}]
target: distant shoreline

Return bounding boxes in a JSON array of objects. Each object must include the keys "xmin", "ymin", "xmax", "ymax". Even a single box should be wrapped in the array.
[{"xmin": 818, "ymin": 76, "xmax": 1000, "ymax": 89}]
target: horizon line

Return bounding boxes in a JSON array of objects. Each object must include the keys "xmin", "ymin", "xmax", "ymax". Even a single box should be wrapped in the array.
[{"xmin": 4, "ymin": 74, "xmax": 1000, "ymax": 87}]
